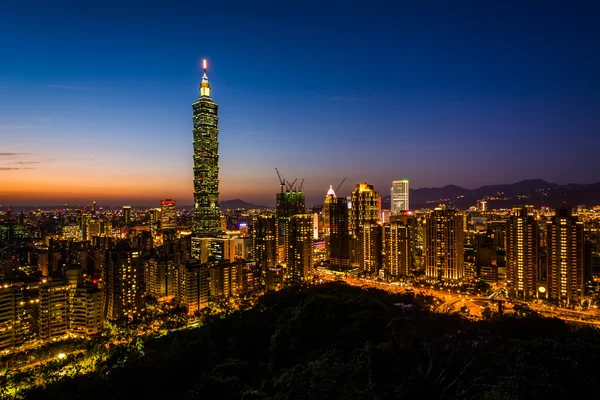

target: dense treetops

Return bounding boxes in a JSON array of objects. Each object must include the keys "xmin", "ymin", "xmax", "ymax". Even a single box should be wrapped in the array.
[{"xmin": 24, "ymin": 282, "xmax": 600, "ymax": 399}]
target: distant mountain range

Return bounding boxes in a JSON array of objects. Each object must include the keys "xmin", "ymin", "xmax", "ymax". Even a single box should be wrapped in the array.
[
  {"xmin": 220, "ymin": 199, "xmax": 269, "ymax": 210},
  {"xmin": 382, "ymin": 179, "xmax": 600, "ymax": 209}
]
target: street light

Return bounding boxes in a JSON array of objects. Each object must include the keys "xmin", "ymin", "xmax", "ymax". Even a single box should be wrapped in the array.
[{"xmin": 57, "ymin": 353, "xmax": 66, "ymax": 360}]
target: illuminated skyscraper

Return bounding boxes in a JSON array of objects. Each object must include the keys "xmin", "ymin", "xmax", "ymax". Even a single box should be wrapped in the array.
[
  {"xmin": 506, "ymin": 207, "xmax": 540, "ymax": 298},
  {"xmin": 384, "ymin": 214, "xmax": 415, "ymax": 277},
  {"xmin": 325, "ymin": 187, "xmax": 350, "ymax": 269},
  {"xmin": 276, "ymin": 188, "xmax": 305, "ymax": 262},
  {"xmin": 253, "ymin": 214, "xmax": 278, "ymax": 272},
  {"xmin": 425, "ymin": 206, "xmax": 464, "ymax": 280},
  {"xmin": 286, "ymin": 214, "xmax": 313, "ymax": 280},
  {"xmin": 192, "ymin": 60, "xmax": 224, "ymax": 239},
  {"xmin": 161, "ymin": 199, "xmax": 177, "ymax": 231},
  {"xmin": 390, "ymin": 179, "xmax": 410, "ymax": 214},
  {"xmin": 547, "ymin": 207, "xmax": 584, "ymax": 305},
  {"xmin": 105, "ymin": 241, "xmax": 144, "ymax": 321},
  {"xmin": 350, "ymin": 183, "xmax": 379, "ymax": 268},
  {"xmin": 122, "ymin": 206, "xmax": 131, "ymax": 225}
]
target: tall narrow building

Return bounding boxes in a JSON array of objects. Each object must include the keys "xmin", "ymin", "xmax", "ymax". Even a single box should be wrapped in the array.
[
  {"xmin": 286, "ymin": 214, "xmax": 314, "ymax": 281},
  {"xmin": 350, "ymin": 183, "xmax": 379, "ymax": 269},
  {"xmin": 506, "ymin": 207, "xmax": 540, "ymax": 298},
  {"xmin": 425, "ymin": 206, "xmax": 464, "ymax": 281},
  {"xmin": 276, "ymin": 187, "xmax": 305, "ymax": 262},
  {"xmin": 253, "ymin": 214, "xmax": 278, "ymax": 272},
  {"xmin": 325, "ymin": 188, "xmax": 350, "ymax": 270},
  {"xmin": 547, "ymin": 207, "xmax": 584, "ymax": 305},
  {"xmin": 192, "ymin": 60, "xmax": 224, "ymax": 239},
  {"xmin": 161, "ymin": 199, "xmax": 177, "ymax": 231},
  {"xmin": 384, "ymin": 214, "xmax": 415, "ymax": 278},
  {"xmin": 390, "ymin": 180, "xmax": 410, "ymax": 214}
]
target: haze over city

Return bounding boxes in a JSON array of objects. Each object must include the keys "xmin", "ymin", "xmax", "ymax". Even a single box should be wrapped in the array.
[{"xmin": 1, "ymin": 1, "xmax": 599, "ymax": 206}]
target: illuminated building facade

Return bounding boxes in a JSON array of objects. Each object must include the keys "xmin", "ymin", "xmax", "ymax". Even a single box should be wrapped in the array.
[
  {"xmin": 39, "ymin": 279, "xmax": 69, "ymax": 341},
  {"xmin": 360, "ymin": 221, "xmax": 382, "ymax": 274},
  {"xmin": 105, "ymin": 242, "xmax": 144, "ymax": 321},
  {"xmin": 328, "ymin": 196, "xmax": 350, "ymax": 269},
  {"xmin": 350, "ymin": 183, "xmax": 379, "ymax": 267},
  {"xmin": 390, "ymin": 179, "xmax": 410, "ymax": 214},
  {"xmin": 384, "ymin": 214, "xmax": 415, "ymax": 277},
  {"xmin": 425, "ymin": 206, "xmax": 464, "ymax": 280},
  {"xmin": 70, "ymin": 286, "xmax": 104, "ymax": 337},
  {"xmin": 192, "ymin": 60, "xmax": 224, "ymax": 239},
  {"xmin": 286, "ymin": 214, "xmax": 313, "ymax": 280},
  {"xmin": 276, "ymin": 190, "xmax": 305, "ymax": 262},
  {"xmin": 209, "ymin": 262, "xmax": 240, "ymax": 298},
  {"xmin": 0, "ymin": 283, "xmax": 27, "ymax": 351},
  {"xmin": 252, "ymin": 214, "xmax": 278, "ymax": 272},
  {"xmin": 161, "ymin": 199, "xmax": 177, "ymax": 231},
  {"xmin": 547, "ymin": 207, "xmax": 584, "ymax": 305},
  {"xmin": 506, "ymin": 207, "xmax": 540, "ymax": 298},
  {"xmin": 177, "ymin": 260, "xmax": 209, "ymax": 315},
  {"xmin": 122, "ymin": 206, "xmax": 131, "ymax": 225}
]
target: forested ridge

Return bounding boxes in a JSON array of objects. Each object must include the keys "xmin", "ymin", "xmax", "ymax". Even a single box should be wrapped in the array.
[{"xmin": 26, "ymin": 283, "xmax": 600, "ymax": 399}]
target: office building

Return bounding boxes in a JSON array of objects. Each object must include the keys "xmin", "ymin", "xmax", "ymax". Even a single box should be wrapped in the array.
[
  {"xmin": 276, "ymin": 189, "xmax": 305, "ymax": 262},
  {"xmin": 350, "ymin": 183, "xmax": 379, "ymax": 267},
  {"xmin": 192, "ymin": 60, "xmax": 224, "ymax": 239},
  {"xmin": 161, "ymin": 199, "xmax": 177, "ymax": 231},
  {"xmin": 122, "ymin": 206, "xmax": 131, "ymax": 225},
  {"xmin": 506, "ymin": 207, "xmax": 540, "ymax": 298},
  {"xmin": 328, "ymin": 196, "xmax": 350, "ymax": 269},
  {"xmin": 547, "ymin": 207, "xmax": 585, "ymax": 305},
  {"xmin": 425, "ymin": 206, "xmax": 464, "ymax": 280},
  {"xmin": 390, "ymin": 179, "xmax": 410, "ymax": 214}
]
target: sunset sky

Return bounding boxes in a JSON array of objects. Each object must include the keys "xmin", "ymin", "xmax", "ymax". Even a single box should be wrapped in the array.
[{"xmin": 1, "ymin": 1, "xmax": 599, "ymax": 206}]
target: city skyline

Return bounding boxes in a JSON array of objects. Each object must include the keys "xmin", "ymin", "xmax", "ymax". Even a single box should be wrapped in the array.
[{"xmin": 1, "ymin": 1, "xmax": 599, "ymax": 206}]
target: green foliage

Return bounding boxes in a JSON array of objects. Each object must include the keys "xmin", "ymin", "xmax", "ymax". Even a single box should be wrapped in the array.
[{"xmin": 20, "ymin": 282, "xmax": 600, "ymax": 400}]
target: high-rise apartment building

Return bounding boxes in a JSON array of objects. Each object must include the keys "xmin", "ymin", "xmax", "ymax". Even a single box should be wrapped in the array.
[
  {"xmin": 253, "ymin": 214, "xmax": 278, "ymax": 272},
  {"xmin": 390, "ymin": 180, "xmax": 410, "ymax": 214},
  {"xmin": 192, "ymin": 60, "xmax": 224, "ymax": 239},
  {"xmin": 209, "ymin": 262, "xmax": 241, "ymax": 298},
  {"xmin": 506, "ymin": 207, "xmax": 540, "ymax": 298},
  {"xmin": 547, "ymin": 207, "xmax": 584, "ymax": 305},
  {"xmin": 384, "ymin": 214, "xmax": 415, "ymax": 277},
  {"xmin": 177, "ymin": 260, "xmax": 209, "ymax": 315},
  {"xmin": 70, "ymin": 286, "xmax": 104, "ymax": 337},
  {"xmin": 286, "ymin": 214, "xmax": 314, "ymax": 280},
  {"xmin": 425, "ymin": 206, "xmax": 464, "ymax": 280},
  {"xmin": 360, "ymin": 221, "xmax": 382, "ymax": 274},
  {"xmin": 104, "ymin": 242, "xmax": 144, "ymax": 321},
  {"xmin": 0, "ymin": 283, "xmax": 27, "ymax": 351},
  {"xmin": 161, "ymin": 199, "xmax": 177, "ymax": 231},
  {"xmin": 39, "ymin": 279, "xmax": 70, "ymax": 341}
]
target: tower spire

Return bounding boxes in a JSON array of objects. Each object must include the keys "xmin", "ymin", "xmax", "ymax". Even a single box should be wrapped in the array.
[{"xmin": 200, "ymin": 59, "xmax": 211, "ymax": 97}]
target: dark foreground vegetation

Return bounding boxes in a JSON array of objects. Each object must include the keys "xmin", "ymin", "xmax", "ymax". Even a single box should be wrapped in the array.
[{"xmin": 25, "ymin": 283, "xmax": 600, "ymax": 399}]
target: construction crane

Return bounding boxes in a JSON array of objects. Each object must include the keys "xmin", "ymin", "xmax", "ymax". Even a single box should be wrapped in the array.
[
  {"xmin": 275, "ymin": 168, "xmax": 286, "ymax": 193},
  {"xmin": 286, "ymin": 178, "xmax": 297, "ymax": 192},
  {"xmin": 298, "ymin": 178, "xmax": 304, "ymax": 192},
  {"xmin": 335, "ymin": 177, "xmax": 347, "ymax": 194}
]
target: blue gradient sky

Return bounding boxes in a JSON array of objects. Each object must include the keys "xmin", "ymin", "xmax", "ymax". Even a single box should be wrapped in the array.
[{"xmin": 1, "ymin": 0, "xmax": 599, "ymax": 206}]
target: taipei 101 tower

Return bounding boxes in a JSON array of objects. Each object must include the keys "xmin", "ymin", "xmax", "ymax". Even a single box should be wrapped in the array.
[{"xmin": 191, "ymin": 60, "xmax": 225, "ymax": 243}]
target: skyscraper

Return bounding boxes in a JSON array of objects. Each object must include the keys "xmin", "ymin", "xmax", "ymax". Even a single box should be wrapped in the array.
[
  {"xmin": 276, "ymin": 187, "xmax": 305, "ymax": 262},
  {"xmin": 325, "ymin": 187, "xmax": 350, "ymax": 270},
  {"xmin": 192, "ymin": 60, "xmax": 224, "ymax": 239},
  {"xmin": 160, "ymin": 199, "xmax": 177, "ymax": 231},
  {"xmin": 350, "ymin": 183, "xmax": 379, "ymax": 268},
  {"xmin": 253, "ymin": 214, "xmax": 278, "ymax": 272},
  {"xmin": 286, "ymin": 214, "xmax": 314, "ymax": 281},
  {"xmin": 105, "ymin": 241, "xmax": 144, "ymax": 321},
  {"xmin": 506, "ymin": 207, "xmax": 540, "ymax": 298},
  {"xmin": 425, "ymin": 206, "xmax": 464, "ymax": 280},
  {"xmin": 384, "ymin": 214, "xmax": 415, "ymax": 278},
  {"xmin": 122, "ymin": 206, "xmax": 131, "ymax": 225},
  {"xmin": 390, "ymin": 179, "xmax": 410, "ymax": 214},
  {"xmin": 547, "ymin": 207, "xmax": 584, "ymax": 305}
]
